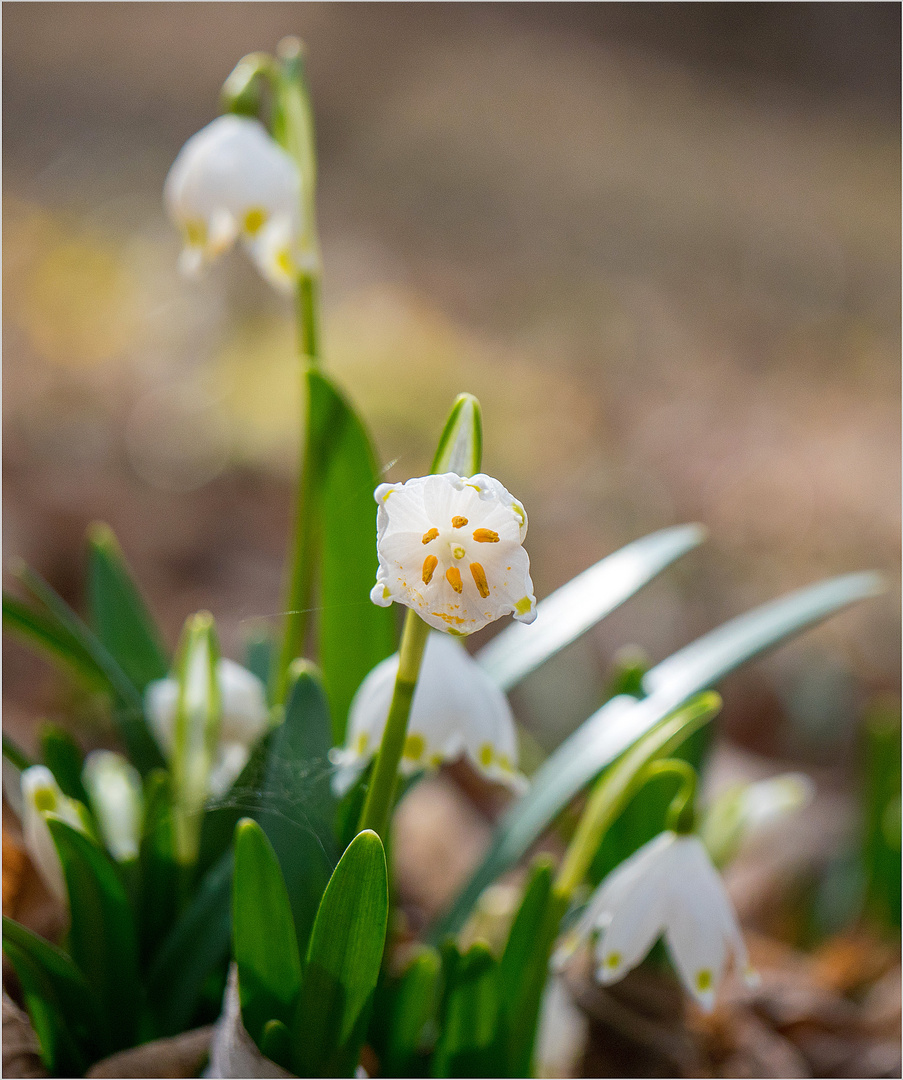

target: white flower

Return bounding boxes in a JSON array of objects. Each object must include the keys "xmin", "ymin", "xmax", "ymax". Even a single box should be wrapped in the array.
[
  {"xmin": 332, "ymin": 632, "xmax": 526, "ymax": 794},
  {"xmin": 164, "ymin": 114, "xmax": 307, "ymax": 291},
  {"xmin": 370, "ymin": 473, "xmax": 537, "ymax": 635},
  {"xmin": 82, "ymin": 751, "xmax": 144, "ymax": 862},
  {"xmin": 145, "ymin": 658, "xmax": 269, "ymax": 797},
  {"xmin": 20, "ymin": 766, "xmax": 87, "ymax": 904},
  {"xmin": 554, "ymin": 831, "xmax": 755, "ymax": 1011},
  {"xmin": 701, "ymin": 772, "xmax": 815, "ymax": 866}
]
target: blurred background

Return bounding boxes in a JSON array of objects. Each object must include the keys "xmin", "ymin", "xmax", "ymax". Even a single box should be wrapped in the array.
[{"xmin": 3, "ymin": 4, "xmax": 900, "ymax": 1075}]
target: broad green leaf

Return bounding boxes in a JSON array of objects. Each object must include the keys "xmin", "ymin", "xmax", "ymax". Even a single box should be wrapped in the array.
[
  {"xmin": 13, "ymin": 567, "xmax": 164, "ymax": 773},
  {"xmin": 312, "ymin": 370, "xmax": 397, "ymax": 743},
  {"xmin": 476, "ymin": 525, "xmax": 705, "ymax": 691},
  {"xmin": 40, "ymin": 723, "xmax": 88, "ymax": 804},
  {"xmin": 170, "ymin": 612, "xmax": 221, "ymax": 866},
  {"xmin": 256, "ymin": 664, "xmax": 337, "ymax": 952},
  {"xmin": 3, "ymin": 937, "xmax": 90, "ymax": 1076},
  {"xmin": 497, "ymin": 857, "xmax": 555, "ymax": 1077},
  {"xmin": 433, "ymin": 572, "xmax": 882, "ymax": 938},
  {"xmin": 376, "ymin": 947, "xmax": 442, "ymax": 1078},
  {"xmin": 292, "ymin": 830, "xmax": 389, "ymax": 1078},
  {"xmin": 232, "ymin": 819, "xmax": 303, "ymax": 1045},
  {"xmin": 147, "ymin": 850, "xmax": 233, "ymax": 1036},
  {"xmin": 431, "ymin": 393, "xmax": 483, "ymax": 476},
  {"xmin": 244, "ymin": 624, "xmax": 275, "ymax": 695},
  {"xmin": 47, "ymin": 818, "xmax": 141, "ymax": 1051},
  {"xmin": 432, "ymin": 942, "xmax": 501, "ymax": 1078},
  {"xmin": 3, "ymin": 591, "xmax": 107, "ymax": 691},
  {"xmin": 137, "ymin": 770, "xmax": 180, "ymax": 967},
  {"xmin": 87, "ymin": 522, "xmax": 169, "ymax": 692},
  {"xmin": 2, "ymin": 916, "xmax": 106, "ymax": 1068}
]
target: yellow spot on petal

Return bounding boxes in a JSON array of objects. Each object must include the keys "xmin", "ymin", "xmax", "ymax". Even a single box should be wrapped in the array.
[
  {"xmin": 274, "ymin": 248, "xmax": 293, "ymax": 276},
  {"xmin": 422, "ymin": 555, "xmax": 438, "ymax": 585},
  {"xmin": 515, "ymin": 596, "xmax": 533, "ymax": 615},
  {"xmin": 422, "ymin": 528, "xmax": 439, "ymax": 544},
  {"xmin": 403, "ymin": 734, "xmax": 425, "ymax": 762},
  {"xmin": 446, "ymin": 566, "xmax": 463, "ymax": 593},
  {"xmin": 354, "ymin": 732, "xmax": 369, "ymax": 755},
  {"xmin": 446, "ymin": 627, "xmax": 466, "ymax": 637},
  {"xmin": 382, "ymin": 586, "xmax": 391, "ymax": 600},
  {"xmin": 497, "ymin": 753, "xmax": 513, "ymax": 772},
  {"xmin": 605, "ymin": 952, "xmax": 621, "ymax": 969},
  {"xmin": 34, "ymin": 788, "xmax": 57, "ymax": 813},
  {"xmin": 511, "ymin": 503, "xmax": 526, "ymax": 526},
  {"xmin": 696, "ymin": 969, "xmax": 713, "ymax": 993},
  {"xmin": 473, "ymin": 529, "xmax": 500, "ymax": 543},
  {"xmin": 243, "ymin": 207, "xmax": 268, "ymax": 235},
  {"xmin": 184, "ymin": 219, "xmax": 207, "ymax": 247},
  {"xmin": 470, "ymin": 562, "xmax": 490, "ymax": 598},
  {"xmin": 428, "ymin": 753, "xmax": 443, "ymax": 768},
  {"xmin": 479, "ymin": 743, "xmax": 494, "ymax": 767},
  {"xmin": 451, "ymin": 516, "xmax": 468, "ymax": 528}
]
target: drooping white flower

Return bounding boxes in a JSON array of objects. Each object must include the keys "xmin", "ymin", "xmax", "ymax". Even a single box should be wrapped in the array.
[
  {"xmin": 701, "ymin": 772, "xmax": 815, "ymax": 866},
  {"xmin": 554, "ymin": 831, "xmax": 755, "ymax": 1011},
  {"xmin": 164, "ymin": 114, "xmax": 307, "ymax": 291},
  {"xmin": 145, "ymin": 658, "xmax": 269, "ymax": 797},
  {"xmin": 370, "ymin": 473, "xmax": 537, "ymax": 635},
  {"xmin": 20, "ymin": 766, "xmax": 88, "ymax": 904},
  {"xmin": 332, "ymin": 632, "xmax": 526, "ymax": 794},
  {"xmin": 82, "ymin": 751, "xmax": 144, "ymax": 862}
]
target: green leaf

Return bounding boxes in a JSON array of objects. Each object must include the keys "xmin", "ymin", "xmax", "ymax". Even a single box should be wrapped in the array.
[
  {"xmin": 431, "ymin": 393, "xmax": 483, "ymax": 476},
  {"xmin": 433, "ymin": 572, "xmax": 882, "ymax": 939},
  {"xmin": 46, "ymin": 817, "xmax": 141, "ymax": 1051},
  {"xmin": 40, "ymin": 723, "xmax": 89, "ymax": 804},
  {"xmin": 497, "ymin": 857, "xmax": 555, "ymax": 1077},
  {"xmin": 244, "ymin": 624, "xmax": 275, "ymax": 694},
  {"xmin": 232, "ymin": 819, "xmax": 303, "ymax": 1045},
  {"xmin": 476, "ymin": 525, "xmax": 705, "ymax": 691},
  {"xmin": 147, "ymin": 850, "xmax": 233, "ymax": 1036},
  {"xmin": 87, "ymin": 522, "xmax": 169, "ymax": 692},
  {"xmin": 862, "ymin": 698, "xmax": 901, "ymax": 930},
  {"xmin": 3, "ymin": 731, "xmax": 34, "ymax": 772},
  {"xmin": 137, "ymin": 769, "xmax": 179, "ymax": 966},
  {"xmin": 432, "ymin": 942, "xmax": 502, "ymax": 1078},
  {"xmin": 170, "ymin": 612, "xmax": 221, "ymax": 867},
  {"xmin": 256, "ymin": 664, "xmax": 337, "ymax": 952},
  {"xmin": 260, "ymin": 1018, "xmax": 293, "ymax": 1071},
  {"xmin": 312, "ymin": 370, "xmax": 397, "ymax": 743},
  {"xmin": 13, "ymin": 567, "xmax": 164, "ymax": 773},
  {"xmin": 3, "ymin": 591, "xmax": 108, "ymax": 691},
  {"xmin": 292, "ymin": 830, "xmax": 389, "ymax": 1078},
  {"xmin": 3, "ymin": 916, "xmax": 106, "ymax": 1069},
  {"xmin": 377, "ymin": 947, "xmax": 442, "ymax": 1077}
]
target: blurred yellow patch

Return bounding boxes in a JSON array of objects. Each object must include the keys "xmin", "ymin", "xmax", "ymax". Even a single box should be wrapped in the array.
[{"xmin": 6, "ymin": 196, "xmax": 140, "ymax": 368}]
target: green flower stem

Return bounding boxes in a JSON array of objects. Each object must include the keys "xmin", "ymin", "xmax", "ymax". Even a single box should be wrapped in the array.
[
  {"xmin": 358, "ymin": 610, "xmax": 431, "ymax": 838},
  {"xmin": 554, "ymin": 755, "xmax": 700, "ymax": 900}
]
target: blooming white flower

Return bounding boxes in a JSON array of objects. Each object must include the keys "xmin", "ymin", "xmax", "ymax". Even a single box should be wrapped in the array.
[
  {"xmin": 370, "ymin": 473, "xmax": 537, "ymax": 635},
  {"xmin": 332, "ymin": 632, "xmax": 526, "ymax": 794},
  {"xmin": 82, "ymin": 751, "xmax": 144, "ymax": 862},
  {"xmin": 164, "ymin": 114, "xmax": 307, "ymax": 291},
  {"xmin": 21, "ymin": 766, "xmax": 88, "ymax": 904},
  {"xmin": 554, "ymin": 831, "xmax": 755, "ymax": 1011},
  {"xmin": 145, "ymin": 658, "xmax": 269, "ymax": 797}
]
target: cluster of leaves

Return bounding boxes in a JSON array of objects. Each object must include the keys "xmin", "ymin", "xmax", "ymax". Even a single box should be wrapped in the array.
[{"xmin": 2, "ymin": 373, "xmax": 885, "ymax": 1077}]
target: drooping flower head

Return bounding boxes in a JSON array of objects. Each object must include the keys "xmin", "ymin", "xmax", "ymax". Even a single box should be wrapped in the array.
[
  {"xmin": 370, "ymin": 473, "xmax": 537, "ymax": 635},
  {"xmin": 332, "ymin": 632, "xmax": 526, "ymax": 794},
  {"xmin": 164, "ymin": 114, "xmax": 306, "ymax": 291},
  {"xmin": 145, "ymin": 657, "xmax": 269, "ymax": 797},
  {"xmin": 20, "ymin": 766, "xmax": 88, "ymax": 904},
  {"xmin": 554, "ymin": 831, "xmax": 756, "ymax": 1012}
]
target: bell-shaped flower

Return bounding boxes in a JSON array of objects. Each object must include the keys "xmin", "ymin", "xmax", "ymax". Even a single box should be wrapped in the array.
[
  {"xmin": 370, "ymin": 472, "xmax": 537, "ymax": 635},
  {"xmin": 332, "ymin": 632, "xmax": 526, "ymax": 794},
  {"xmin": 145, "ymin": 658, "xmax": 269, "ymax": 797},
  {"xmin": 82, "ymin": 751, "xmax": 144, "ymax": 862},
  {"xmin": 164, "ymin": 114, "xmax": 306, "ymax": 291},
  {"xmin": 20, "ymin": 766, "xmax": 89, "ymax": 904},
  {"xmin": 554, "ymin": 831, "xmax": 755, "ymax": 1012}
]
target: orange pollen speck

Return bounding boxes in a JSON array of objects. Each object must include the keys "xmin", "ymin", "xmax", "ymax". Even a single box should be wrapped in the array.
[
  {"xmin": 451, "ymin": 516, "xmax": 468, "ymax": 528},
  {"xmin": 446, "ymin": 566, "xmax": 463, "ymax": 593},
  {"xmin": 422, "ymin": 555, "xmax": 438, "ymax": 585},
  {"xmin": 470, "ymin": 562, "xmax": 490, "ymax": 598},
  {"xmin": 473, "ymin": 529, "xmax": 500, "ymax": 543},
  {"xmin": 422, "ymin": 528, "xmax": 439, "ymax": 544}
]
